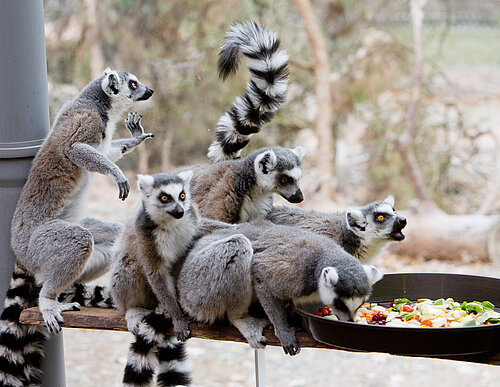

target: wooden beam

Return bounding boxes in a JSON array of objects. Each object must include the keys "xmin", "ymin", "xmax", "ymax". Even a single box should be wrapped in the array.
[
  {"xmin": 19, "ymin": 307, "xmax": 500, "ymax": 365},
  {"xmin": 19, "ymin": 307, "xmax": 330, "ymax": 349}
]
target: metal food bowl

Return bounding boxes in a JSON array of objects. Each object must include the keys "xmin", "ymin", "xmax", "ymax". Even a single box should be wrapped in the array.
[{"xmin": 293, "ymin": 273, "xmax": 500, "ymax": 357}]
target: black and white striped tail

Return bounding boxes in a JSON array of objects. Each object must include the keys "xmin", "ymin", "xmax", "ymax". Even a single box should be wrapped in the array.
[
  {"xmin": 207, "ymin": 21, "xmax": 289, "ymax": 162},
  {"xmin": 123, "ymin": 313, "xmax": 191, "ymax": 387},
  {"xmin": 58, "ymin": 283, "xmax": 113, "ymax": 308},
  {"xmin": 0, "ymin": 265, "xmax": 47, "ymax": 387},
  {"xmin": 156, "ymin": 337, "xmax": 191, "ymax": 387}
]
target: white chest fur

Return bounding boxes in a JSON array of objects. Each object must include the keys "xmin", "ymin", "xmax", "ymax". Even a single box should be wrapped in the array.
[
  {"xmin": 153, "ymin": 216, "xmax": 197, "ymax": 265},
  {"xmin": 239, "ymin": 193, "xmax": 273, "ymax": 223}
]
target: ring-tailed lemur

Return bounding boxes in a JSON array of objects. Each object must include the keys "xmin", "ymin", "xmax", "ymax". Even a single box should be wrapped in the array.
[
  {"xmin": 267, "ymin": 195, "xmax": 407, "ymax": 263},
  {"xmin": 111, "ymin": 172, "xmax": 230, "ymax": 387},
  {"xmin": 178, "ymin": 219, "xmax": 384, "ymax": 355},
  {"xmin": 174, "ymin": 145, "xmax": 305, "ymax": 223},
  {"xmin": 0, "ymin": 69, "xmax": 154, "ymax": 387},
  {"xmin": 207, "ymin": 21, "xmax": 289, "ymax": 163}
]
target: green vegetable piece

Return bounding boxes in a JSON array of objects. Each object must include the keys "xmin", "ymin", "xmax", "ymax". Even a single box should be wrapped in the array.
[
  {"xmin": 460, "ymin": 301, "xmax": 467, "ymax": 310},
  {"xmin": 401, "ymin": 311, "xmax": 416, "ymax": 321},
  {"xmin": 433, "ymin": 298, "xmax": 445, "ymax": 306},
  {"xmin": 463, "ymin": 319, "xmax": 476, "ymax": 327},
  {"xmin": 393, "ymin": 298, "xmax": 410, "ymax": 304},
  {"xmin": 477, "ymin": 311, "xmax": 500, "ymax": 324},
  {"xmin": 481, "ymin": 301, "xmax": 495, "ymax": 310}
]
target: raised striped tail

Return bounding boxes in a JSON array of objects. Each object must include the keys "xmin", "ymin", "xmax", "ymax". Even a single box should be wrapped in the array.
[
  {"xmin": 0, "ymin": 265, "xmax": 47, "ymax": 387},
  {"xmin": 207, "ymin": 21, "xmax": 289, "ymax": 162},
  {"xmin": 58, "ymin": 283, "xmax": 113, "ymax": 308}
]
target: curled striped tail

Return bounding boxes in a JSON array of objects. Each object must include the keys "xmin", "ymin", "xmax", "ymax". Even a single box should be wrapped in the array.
[
  {"xmin": 156, "ymin": 337, "xmax": 191, "ymax": 387},
  {"xmin": 0, "ymin": 265, "xmax": 46, "ymax": 387},
  {"xmin": 207, "ymin": 21, "xmax": 289, "ymax": 162},
  {"xmin": 58, "ymin": 283, "xmax": 113, "ymax": 308}
]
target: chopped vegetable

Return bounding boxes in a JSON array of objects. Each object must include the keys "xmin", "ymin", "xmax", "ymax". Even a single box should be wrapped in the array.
[{"xmin": 313, "ymin": 298, "xmax": 500, "ymax": 328}]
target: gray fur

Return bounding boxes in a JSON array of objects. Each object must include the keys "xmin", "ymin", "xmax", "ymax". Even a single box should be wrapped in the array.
[
  {"xmin": 111, "ymin": 172, "xmax": 199, "ymax": 341},
  {"xmin": 173, "ymin": 146, "xmax": 305, "ymax": 223},
  {"xmin": 10, "ymin": 68, "xmax": 154, "ymax": 333},
  {"xmin": 267, "ymin": 196, "xmax": 407, "ymax": 263},
  {"xmin": 177, "ymin": 220, "xmax": 383, "ymax": 355}
]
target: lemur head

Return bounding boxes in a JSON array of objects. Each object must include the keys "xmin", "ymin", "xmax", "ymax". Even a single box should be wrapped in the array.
[
  {"xmin": 137, "ymin": 171, "xmax": 193, "ymax": 224},
  {"xmin": 101, "ymin": 68, "xmax": 154, "ymax": 108},
  {"xmin": 253, "ymin": 146, "xmax": 305, "ymax": 203},
  {"xmin": 318, "ymin": 265, "xmax": 383, "ymax": 322},
  {"xmin": 346, "ymin": 195, "xmax": 407, "ymax": 243}
]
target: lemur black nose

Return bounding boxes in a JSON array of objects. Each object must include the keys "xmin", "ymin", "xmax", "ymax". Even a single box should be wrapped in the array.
[
  {"xmin": 397, "ymin": 217, "xmax": 407, "ymax": 227},
  {"xmin": 169, "ymin": 207, "xmax": 184, "ymax": 219},
  {"xmin": 138, "ymin": 87, "xmax": 154, "ymax": 101},
  {"xmin": 287, "ymin": 189, "xmax": 304, "ymax": 204}
]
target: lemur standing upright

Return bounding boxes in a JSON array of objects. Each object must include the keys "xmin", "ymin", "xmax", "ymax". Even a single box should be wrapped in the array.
[
  {"xmin": 178, "ymin": 220, "xmax": 384, "ymax": 356},
  {"xmin": 0, "ymin": 69, "xmax": 154, "ymax": 387},
  {"xmin": 110, "ymin": 172, "xmax": 230, "ymax": 387}
]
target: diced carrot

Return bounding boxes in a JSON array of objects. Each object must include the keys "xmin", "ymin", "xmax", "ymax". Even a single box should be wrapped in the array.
[{"xmin": 421, "ymin": 319, "xmax": 433, "ymax": 327}]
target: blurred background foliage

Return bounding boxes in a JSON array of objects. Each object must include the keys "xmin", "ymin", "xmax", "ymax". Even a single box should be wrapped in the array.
[{"xmin": 43, "ymin": 0, "xmax": 500, "ymax": 215}]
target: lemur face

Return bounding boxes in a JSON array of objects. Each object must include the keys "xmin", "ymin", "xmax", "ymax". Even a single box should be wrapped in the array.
[
  {"xmin": 346, "ymin": 196, "xmax": 407, "ymax": 242},
  {"xmin": 137, "ymin": 171, "xmax": 193, "ymax": 223},
  {"xmin": 254, "ymin": 147, "xmax": 305, "ymax": 203},
  {"xmin": 101, "ymin": 68, "xmax": 154, "ymax": 106},
  {"xmin": 319, "ymin": 265, "xmax": 383, "ymax": 321}
]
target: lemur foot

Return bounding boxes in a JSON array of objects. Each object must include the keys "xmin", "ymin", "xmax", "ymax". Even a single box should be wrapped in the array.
[
  {"xmin": 173, "ymin": 318, "xmax": 191, "ymax": 342},
  {"xmin": 39, "ymin": 297, "xmax": 80, "ymax": 333},
  {"xmin": 277, "ymin": 328, "xmax": 300, "ymax": 356},
  {"xmin": 125, "ymin": 111, "xmax": 154, "ymax": 140},
  {"xmin": 244, "ymin": 318, "xmax": 270, "ymax": 349}
]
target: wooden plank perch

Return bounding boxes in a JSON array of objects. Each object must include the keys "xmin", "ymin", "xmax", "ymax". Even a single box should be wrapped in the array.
[
  {"xmin": 19, "ymin": 307, "xmax": 500, "ymax": 365},
  {"xmin": 19, "ymin": 307, "xmax": 330, "ymax": 349}
]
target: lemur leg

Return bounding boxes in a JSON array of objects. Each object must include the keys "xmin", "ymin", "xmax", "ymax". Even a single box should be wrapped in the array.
[
  {"xmin": 125, "ymin": 308, "xmax": 152, "ymax": 335},
  {"xmin": 253, "ymin": 280, "xmax": 300, "ymax": 356},
  {"xmin": 228, "ymin": 313, "xmax": 270, "ymax": 349},
  {"xmin": 76, "ymin": 218, "xmax": 122, "ymax": 283},
  {"xmin": 26, "ymin": 221, "xmax": 93, "ymax": 333},
  {"xmin": 156, "ymin": 337, "xmax": 191, "ymax": 387},
  {"xmin": 108, "ymin": 111, "xmax": 154, "ymax": 162}
]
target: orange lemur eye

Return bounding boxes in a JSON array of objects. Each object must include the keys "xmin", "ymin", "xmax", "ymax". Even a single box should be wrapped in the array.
[
  {"xmin": 179, "ymin": 192, "xmax": 186, "ymax": 201},
  {"xmin": 160, "ymin": 195, "xmax": 169, "ymax": 203},
  {"xmin": 281, "ymin": 177, "xmax": 288, "ymax": 184},
  {"xmin": 377, "ymin": 215, "xmax": 385, "ymax": 221},
  {"xmin": 130, "ymin": 81, "xmax": 137, "ymax": 89}
]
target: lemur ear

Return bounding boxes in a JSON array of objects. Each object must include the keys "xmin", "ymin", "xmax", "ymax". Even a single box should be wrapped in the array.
[
  {"xmin": 255, "ymin": 150, "xmax": 277, "ymax": 175},
  {"xmin": 384, "ymin": 195, "xmax": 395, "ymax": 207},
  {"xmin": 321, "ymin": 267, "xmax": 339, "ymax": 288},
  {"xmin": 291, "ymin": 146, "xmax": 306, "ymax": 161},
  {"xmin": 137, "ymin": 174, "xmax": 155, "ymax": 196},
  {"xmin": 102, "ymin": 71, "xmax": 119, "ymax": 95},
  {"xmin": 102, "ymin": 67, "xmax": 112, "ymax": 76},
  {"xmin": 362, "ymin": 265, "xmax": 384, "ymax": 286},
  {"xmin": 346, "ymin": 209, "xmax": 367, "ymax": 231},
  {"xmin": 178, "ymin": 170, "xmax": 193, "ymax": 186}
]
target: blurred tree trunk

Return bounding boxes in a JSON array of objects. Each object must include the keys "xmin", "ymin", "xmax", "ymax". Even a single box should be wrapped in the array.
[
  {"xmin": 293, "ymin": 0, "xmax": 335, "ymax": 193},
  {"xmin": 84, "ymin": 0, "xmax": 105, "ymax": 78},
  {"xmin": 395, "ymin": 0, "xmax": 441, "ymax": 213},
  {"xmin": 137, "ymin": 145, "xmax": 149, "ymax": 174}
]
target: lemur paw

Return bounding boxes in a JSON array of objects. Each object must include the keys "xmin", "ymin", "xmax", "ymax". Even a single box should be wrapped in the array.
[
  {"xmin": 125, "ymin": 111, "xmax": 154, "ymax": 139},
  {"xmin": 277, "ymin": 329, "xmax": 300, "ymax": 356},
  {"xmin": 173, "ymin": 318, "xmax": 191, "ymax": 342},
  {"xmin": 39, "ymin": 298, "xmax": 80, "ymax": 334}
]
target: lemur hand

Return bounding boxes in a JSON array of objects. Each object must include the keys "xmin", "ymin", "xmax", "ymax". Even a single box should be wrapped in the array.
[
  {"xmin": 115, "ymin": 170, "xmax": 130, "ymax": 200},
  {"xmin": 173, "ymin": 317, "xmax": 191, "ymax": 342},
  {"xmin": 125, "ymin": 111, "xmax": 154, "ymax": 140}
]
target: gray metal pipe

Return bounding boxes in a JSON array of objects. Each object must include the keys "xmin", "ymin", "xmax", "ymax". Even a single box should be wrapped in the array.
[{"xmin": 0, "ymin": 1, "xmax": 66, "ymax": 386}]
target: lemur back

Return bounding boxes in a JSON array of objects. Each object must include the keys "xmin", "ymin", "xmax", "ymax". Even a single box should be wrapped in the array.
[{"xmin": 178, "ymin": 219, "xmax": 383, "ymax": 355}]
